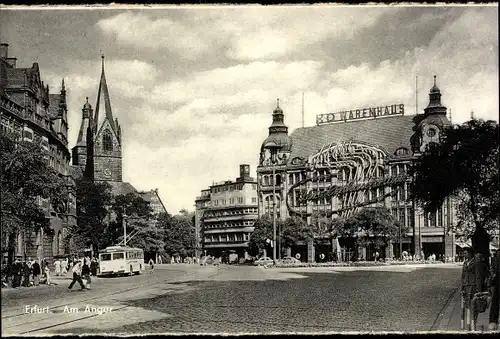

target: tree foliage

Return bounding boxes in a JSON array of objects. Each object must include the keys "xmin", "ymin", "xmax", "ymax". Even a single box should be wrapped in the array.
[
  {"xmin": 411, "ymin": 119, "xmax": 498, "ymax": 231},
  {"xmin": 344, "ymin": 207, "xmax": 405, "ymax": 250},
  {"xmin": 247, "ymin": 215, "xmax": 276, "ymax": 256},
  {"xmin": 310, "ymin": 212, "xmax": 349, "ymax": 240},
  {"xmin": 102, "ymin": 192, "xmax": 154, "ymax": 248},
  {"xmin": 158, "ymin": 210, "xmax": 196, "ymax": 257},
  {"xmin": 410, "ymin": 119, "xmax": 498, "ymax": 254},
  {"xmin": 72, "ymin": 177, "xmax": 112, "ymax": 254},
  {"xmin": 281, "ymin": 216, "xmax": 314, "ymax": 248},
  {"xmin": 1, "ymin": 134, "xmax": 68, "ymax": 264}
]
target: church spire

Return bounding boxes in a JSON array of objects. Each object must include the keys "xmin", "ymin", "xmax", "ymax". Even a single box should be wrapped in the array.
[{"xmin": 94, "ymin": 54, "xmax": 116, "ymax": 133}]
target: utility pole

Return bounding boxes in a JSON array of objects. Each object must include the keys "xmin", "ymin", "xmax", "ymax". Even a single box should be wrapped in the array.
[{"xmin": 123, "ymin": 215, "xmax": 127, "ymax": 247}]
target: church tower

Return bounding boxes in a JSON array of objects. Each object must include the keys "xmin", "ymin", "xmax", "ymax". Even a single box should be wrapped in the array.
[{"xmin": 93, "ymin": 55, "xmax": 122, "ymax": 183}]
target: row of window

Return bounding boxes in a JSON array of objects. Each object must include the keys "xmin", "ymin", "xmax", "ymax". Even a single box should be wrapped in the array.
[
  {"xmin": 264, "ymin": 163, "xmax": 410, "ymax": 189},
  {"xmin": 212, "ymin": 197, "xmax": 258, "ymax": 206},
  {"xmin": 203, "ymin": 233, "xmax": 250, "ymax": 243},
  {"xmin": 212, "ymin": 184, "xmax": 246, "ymax": 193},
  {"xmin": 203, "ymin": 220, "xmax": 255, "ymax": 229},
  {"xmin": 204, "ymin": 207, "xmax": 258, "ymax": 218}
]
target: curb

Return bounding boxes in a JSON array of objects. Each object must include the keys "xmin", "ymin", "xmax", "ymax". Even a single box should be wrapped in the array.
[{"xmin": 434, "ymin": 288, "xmax": 460, "ymax": 331}]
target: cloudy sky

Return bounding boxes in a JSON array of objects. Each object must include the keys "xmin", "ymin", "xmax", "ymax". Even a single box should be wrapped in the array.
[{"xmin": 1, "ymin": 5, "xmax": 498, "ymax": 214}]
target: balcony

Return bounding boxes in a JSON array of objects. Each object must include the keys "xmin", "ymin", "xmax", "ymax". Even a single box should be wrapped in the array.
[{"xmin": 203, "ymin": 214, "xmax": 258, "ymax": 223}]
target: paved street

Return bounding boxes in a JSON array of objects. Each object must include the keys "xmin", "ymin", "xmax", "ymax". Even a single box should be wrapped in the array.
[{"xmin": 2, "ymin": 263, "xmax": 483, "ymax": 335}]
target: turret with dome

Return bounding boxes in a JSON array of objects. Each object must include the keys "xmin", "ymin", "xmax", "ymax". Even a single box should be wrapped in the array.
[
  {"xmin": 412, "ymin": 75, "xmax": 451, "ymax": 153},
  {"xmin": 260, "ymin": 99, "xmax": 293, "ymax": 166}
]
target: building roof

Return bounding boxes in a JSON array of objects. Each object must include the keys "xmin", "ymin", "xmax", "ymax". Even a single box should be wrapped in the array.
[
  {"xmin": 107, "ymin": 181, "xmax": 140, "ymax": 197},
  {"xmin": 139, "ymin": 189, "xmax": 167, "ymax": 214},
  {"xmin": 288, "ymin": 115, "xmax": 416, "ymax": 160}
]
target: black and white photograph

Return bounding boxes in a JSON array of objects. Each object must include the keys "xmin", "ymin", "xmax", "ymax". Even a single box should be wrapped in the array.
[{"xmin": 0, "ymin": 4, "xmax": 499, "ymax": 335}]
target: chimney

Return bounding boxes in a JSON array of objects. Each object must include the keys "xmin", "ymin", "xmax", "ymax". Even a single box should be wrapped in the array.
[
  {"xmin": 0, "ymin": 43, "xmax": 8, "ymax": 59},
  {"xmin": 6, "ymin": 58, "xmax": 17, "ymax": 68},
  {"xmin": 239, "ymin": 164, "xmax": 250, "ymax": 180}
]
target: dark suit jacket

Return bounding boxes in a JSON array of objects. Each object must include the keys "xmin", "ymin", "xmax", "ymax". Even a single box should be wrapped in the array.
[{"xmin": 32, "ymin": 262, "xmax": 41, "ymax": 275}]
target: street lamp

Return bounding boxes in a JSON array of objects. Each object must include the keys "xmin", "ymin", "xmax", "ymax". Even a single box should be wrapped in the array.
[
  {"xmin": 264, "ymin": 140, "xmax": 281, "ymax": 265},
  {"xmin": 123, "ymin": 214, "xmax": 127, "ymax": 247}
]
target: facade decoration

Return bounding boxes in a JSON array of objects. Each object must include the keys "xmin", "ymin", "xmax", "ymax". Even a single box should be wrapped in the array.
[
  {"xmin": 0, "ymin": 43, "xmax": 76, "ymax": 264},
  {"xmin": 257, "ymin": 78, "xmax": 456, "ymax": 263}
]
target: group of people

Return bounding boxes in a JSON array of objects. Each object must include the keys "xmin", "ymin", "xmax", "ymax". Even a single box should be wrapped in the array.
[
  {"xmin": 1, "ymin": 258, "xmax": 52, "ymax": 288},
  {"xmin": 461, "ymin": 247, "xmax": 499, "ymax": 331},
  {"xmin": 1, "ymin": 255, "xmax": 101, "ymax": 290}
]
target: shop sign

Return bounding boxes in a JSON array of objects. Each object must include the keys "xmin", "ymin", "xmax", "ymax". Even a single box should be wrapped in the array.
[{"xmin": 316, "ymin": 103, "xmax": 405, "ymax": 125}]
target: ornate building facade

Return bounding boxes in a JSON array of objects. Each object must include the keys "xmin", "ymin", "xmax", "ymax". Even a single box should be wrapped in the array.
[
  {"xmin": 195, "ymin": 165, "xmax": 259, "ymax": 259},
  {"xmin": 0, "ymin": 43, "xmax": 77, "ymax": 263},
  {"xmin": 257, "ymin": 78, "xmax": 457, "ymax": 263}
]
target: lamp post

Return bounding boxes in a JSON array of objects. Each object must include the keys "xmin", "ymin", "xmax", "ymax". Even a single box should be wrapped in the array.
[
  {"xmin": 265, "ymin": 141, "xmax": 281, "ymax": 265},
  {"xmin": 123, "ymin": 214, "xmax": 127, "ymax": 247}
]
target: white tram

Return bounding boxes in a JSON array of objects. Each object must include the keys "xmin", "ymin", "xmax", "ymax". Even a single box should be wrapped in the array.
[{"xmin": 98, "ymin": 246, "xmax": 144, "ymax": 277}]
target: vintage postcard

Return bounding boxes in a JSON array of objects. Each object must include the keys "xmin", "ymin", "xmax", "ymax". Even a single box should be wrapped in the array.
[{"xmin": 1, "ymin": 4, "xmax": 499, "ymax": 336}]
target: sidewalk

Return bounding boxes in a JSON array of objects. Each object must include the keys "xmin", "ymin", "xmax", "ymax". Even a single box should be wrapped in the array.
[
  {"xmin": 2, "ymin": 274, "xmax": 84, "ymax": 293},
  {"xmin": 437, "ymin": 288, "xmax": 498, "ymax": 333}
]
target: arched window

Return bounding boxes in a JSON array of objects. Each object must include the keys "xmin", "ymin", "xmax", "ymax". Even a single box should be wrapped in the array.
[{"xmin": 102, "ymin": 130, "xmax": 113, "ymax": 151}]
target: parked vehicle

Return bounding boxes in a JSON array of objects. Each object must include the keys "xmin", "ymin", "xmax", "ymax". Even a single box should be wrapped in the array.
[
  {"xmin": 279, "ymin": 257, "xmax": 301, "ymax": 265},
  {"xmin": 253, "ymin": 257, "xmax": 274, "ymax": 266}
]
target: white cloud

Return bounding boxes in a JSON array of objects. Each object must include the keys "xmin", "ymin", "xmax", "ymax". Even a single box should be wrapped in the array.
[
  {"xmin": 96, "ymin": 7, "xmax": 387, "ymax": 61},
  {"xmin": 150, "ymin": 60, "xmax": 324, "ymax": 106},
  {"xmin": 96, "ymin": 11, "xmax": 215, "ymax": 60},
  {"xmin": 34, "ymin": 6, "xmax": 497, "ymax": 215}
]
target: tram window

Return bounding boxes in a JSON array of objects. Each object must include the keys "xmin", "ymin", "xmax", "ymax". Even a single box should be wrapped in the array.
[
  {"xmin": 100, "ymin": 254, "xmax": 111, "ymax": 261},
  {"xmin": 113, "ymin": 252, "xmax": 125, "ymax": 260}
]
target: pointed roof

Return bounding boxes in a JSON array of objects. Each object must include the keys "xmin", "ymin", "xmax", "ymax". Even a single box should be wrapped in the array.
[{"xmin": 94, "ymin": 55, "xmax": 117, "ymax": 135}]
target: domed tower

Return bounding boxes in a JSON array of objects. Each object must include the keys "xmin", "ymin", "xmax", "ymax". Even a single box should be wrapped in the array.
[
  {"xmin": 412, "ymin": 76, "xmax": 451, "ymax": 153},
  {"xmin": 259, "ymin": 99, "xmax": 293, "ymax": 166}
]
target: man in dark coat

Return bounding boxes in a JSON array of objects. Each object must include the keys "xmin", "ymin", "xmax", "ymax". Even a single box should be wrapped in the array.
[
  {"xmin": 22, "ymin": 261, "xmax": 31, "ymax": 287},
  {"xmin": 471, "ymin": 227, "xmax": 490, "ymax": 293},
  {"xmin": 32, "ymin": 260, "xmax": 41, "ymax": 286},
  {"xmin": 488, "ymin": 249, "xmax": 499, "ymax": 330}
]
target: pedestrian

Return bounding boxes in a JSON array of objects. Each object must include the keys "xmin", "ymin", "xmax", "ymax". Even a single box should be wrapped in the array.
[
  {"xmin": 82, "ymin": 258, "xmax": 91, "ymax": 289},
  {"xmin": 90, "ymin": 258, "xmax": 98, "ymax": 277},
  {"xmin": 488, "ymin": 249, "xmax": 499, "ymax": 330},
  {"xmin": 61, "ymin": 258, "xmax": 67, "ymax": 276},
  {"xmin": 462, "ymin": 247, "xmax": 479, "ymax": 331},
  {"xmin": 158, "ymin": 256, "xmax": 162, "ymax": 265},
  {"xmin": 32, "ymin": 260, "xmax": 41, "ymax": 286},
  {"xmin": 149, "ymin": 258, "xmax": 155, "ymax": 274},
  {"xmin": 54, "ymin": 259, "xmax": 61, "ymax": 276},
  {"xmin": 22, "ymin": 260, "xmax": 31, "ymax": 287},
  {"xmin": 44, "ymin": 264, "xmax": 52, "ymax": 285},
  {"xmin": 68, "ymin": 261, "xmax": 86, "ymax": 291}
]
